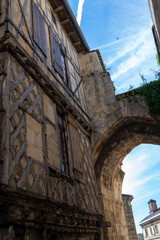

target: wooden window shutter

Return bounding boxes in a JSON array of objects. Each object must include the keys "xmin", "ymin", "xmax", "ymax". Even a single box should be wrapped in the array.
[
  {"xmin": 50, "ymin": 28, "xmax": 63, "ymax": 77},
  {"xmin": 68, "ymin": 120, "xmax": 83, "ymax": 182},
  {"xmin": 32, "ymin": 1, "xmax": 47, "ymax": 56}
]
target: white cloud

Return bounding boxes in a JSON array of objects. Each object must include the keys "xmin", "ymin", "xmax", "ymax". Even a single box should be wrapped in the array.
[
  {"xmin": 98, "ymin": 27, "xmax": 158, "ymax": 93},
  {"xmin": 107, "ymin": 29, "xmax": 151, "ymax": 65},
  {"xmin": 122, "ymin": 145, "xmax": 160, "ymax": 233},
  {"xmin": 77, "ymin": 0, "xmax": 85, "ymax": 26},
  {"xmin": 134, "ymin": 192, "xmax": 155, "ymax": 202},
  {"xmin": 111, "ymin": 32, "xmax": 155, "ymax": 81},
  {"xmin": 115, "ymin": 66, "xmax": 154, "ymax": 92},
  {"xmin": 96, "ymin": 34, "xmax": 136, "ymax": 50},
  {"xmin": 122, "ymin": 153, "xmax": 149, "ymax": 194},
  {"xmin": 123, "ymin": 175, "xmax": 152, "ymax": 196},
  {"xmin": 122, "ymin": 146, "xmax": 160, "ymax": 197}
]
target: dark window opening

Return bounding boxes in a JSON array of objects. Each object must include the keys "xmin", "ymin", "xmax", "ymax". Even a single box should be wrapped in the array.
[
  {"xmin": 58, "ymin": 114, "xmax": 69, "ymax": 175},
  {"xmin": 155, "ymin": 225, "xmax": 158, "ymax": 234},
  {"xmin": 68, "ymin": 63, "xmax": 81, "ymax": 102},
  {"xmin": 145, "ymin": 229, "xmax": 148, "ymax": 237},
  {"xmin": 61, "ymin": 51, "xmax": 68, "ymax": 85}
]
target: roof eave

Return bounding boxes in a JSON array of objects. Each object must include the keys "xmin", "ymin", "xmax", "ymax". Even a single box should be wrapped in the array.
[
  {"xmin": 49, "ymin": 0, "xmax": 90, "ymax": 53},
  {"xmin": 140, "ymin": 212, "xmax": 160, "ymax": 226},
  {"xmin": 61, "ymin": 0, "xmax": 90, "ymax": 52}
]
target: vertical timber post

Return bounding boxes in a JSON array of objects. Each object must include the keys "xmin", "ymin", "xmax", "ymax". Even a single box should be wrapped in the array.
[{"xmin": 0, "ymin": 53, "xmax": 10, "ymax": 185}]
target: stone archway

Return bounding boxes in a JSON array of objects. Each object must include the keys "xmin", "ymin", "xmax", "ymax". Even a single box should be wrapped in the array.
[
  {"xmin": 94, "ymin": 117, "xmax": 160, "ymax": 240},
  {"xmin": 79, "ymin": 50, "xmax": 160, "ymax": 240}
]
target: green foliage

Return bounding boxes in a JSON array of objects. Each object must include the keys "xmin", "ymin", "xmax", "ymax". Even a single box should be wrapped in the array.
[
  {"xmin": 156, "ymin": 53, "xmax": 160, "ymax": 66},
  {"xmin": 117, "ymin": 71, "xmax": 160, "ymax": 123},
  {"xmin": 139, "ymin": 78, "xmax": 160, "ymax": 119},
  {"xmin": 137, "ymin": 233, "xmax": 144, "ymax": 240}
]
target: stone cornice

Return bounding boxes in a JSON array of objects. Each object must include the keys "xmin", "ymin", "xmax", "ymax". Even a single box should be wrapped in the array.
[{"xmin": 0, "ymin": 184, "xmax": 102, "ymax": 234}]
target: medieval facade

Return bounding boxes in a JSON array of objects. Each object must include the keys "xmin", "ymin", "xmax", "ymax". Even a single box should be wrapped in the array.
[
  {"xmin": 0, "ymin": 0, "xmax": 103, "ymax": 239},
  {"xmin": 0, "ymin": 0, "xmax": 160, "ymax": 240}
]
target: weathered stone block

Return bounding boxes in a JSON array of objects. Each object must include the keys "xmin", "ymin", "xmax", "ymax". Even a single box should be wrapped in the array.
[
  {"xmin": 26, "ymin": 114, "xmax": 43, "ymax": 163},
  {"xmin": 79, "ymin": 51, "xmax": 103, "ymax": 76},
  {"xmin": 26, "ymin": 143, "xmax": 43, "ymax": 163},
  {"xmin": 43, "ymin": 93, "xmax": 56, "ymax": 124},
  {"xmin": 46, "ymin": 123, "xmax": 60, "ymax": 171}
]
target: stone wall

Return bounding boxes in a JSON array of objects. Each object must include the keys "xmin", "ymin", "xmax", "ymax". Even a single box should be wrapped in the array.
[
  {"xmin": 80, "ymin": 50, "xmax": 160, "ymax": 240},
  {"xmin": 122, "ymin": 195, "xmax": 138, "ymax": 240},
  {"xmin": 101, "ymin": 167, "xmax": 129, "ymax": 240}
]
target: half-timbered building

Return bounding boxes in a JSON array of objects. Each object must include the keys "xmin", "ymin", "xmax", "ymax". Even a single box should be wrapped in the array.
[{"xmin": 0, "ymin": 0, "xmax": 103, "ymax": 239}]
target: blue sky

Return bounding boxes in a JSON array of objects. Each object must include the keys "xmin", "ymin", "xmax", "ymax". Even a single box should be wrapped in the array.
[
  {"xmin": 122, "ymin": 144, "xmax": 160, "ymax": 233},
  {"xmin": 68, "ymin": 0, "xmax": 159, "ymax": 93},
  {"xmin": 67, "ymin": 0, "xmax": 160, "ymax": 234}
]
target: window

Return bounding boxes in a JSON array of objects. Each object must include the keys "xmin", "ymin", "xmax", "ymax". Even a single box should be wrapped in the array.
[
  {"xmin": 68, "ymin": 118, "xmax": 83, "ymax": 182},
  {"xmin": 61, "ymin": 51, "xmax": 67, "ymax": 84},
  {"xmin": 58, "ymin": 114, "xmax": 69, "ymax": 175},
  {"xmin": 154, "ymin": 225, "xmax": 158, "ymax": 234},
  {"xmin": 32, "ymin": 1, "xmax": 47, "ymax": 55},
  {"xmin": 50, "ymin": 29, "xmax": 67, "ymax": 84},
  {"xmin": 144, "ymin": 228, "xmax": 148, "ymax": 237},
  {"xmin": 68, "ymin": 62, "xmax": 80, "ymax": 101}
]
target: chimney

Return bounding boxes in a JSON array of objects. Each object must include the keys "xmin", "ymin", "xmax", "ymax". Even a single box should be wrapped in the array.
[{"xmin": 148, "ymin": 199, "xmax": 157, "ymax": 214}]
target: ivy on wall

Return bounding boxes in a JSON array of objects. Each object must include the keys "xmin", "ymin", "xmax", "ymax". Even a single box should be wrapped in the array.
[
  {"xmin": 117, "ymin": 72, "xmax": 160, "ymax": 122},
  {"xmin": 140, "ymin": 78, "xmax": 160, "ymax": 119}
]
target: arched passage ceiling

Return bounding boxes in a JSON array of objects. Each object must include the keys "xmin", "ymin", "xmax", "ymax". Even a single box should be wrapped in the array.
[{"xmin": 94, "ymin": 116, "xmax": 160, "ymax": 191}]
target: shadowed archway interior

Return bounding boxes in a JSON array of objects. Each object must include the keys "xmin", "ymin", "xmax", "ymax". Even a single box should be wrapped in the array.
[{"xmin": 94, "ymin": 117, "xmax": 160, "ymax": 240}]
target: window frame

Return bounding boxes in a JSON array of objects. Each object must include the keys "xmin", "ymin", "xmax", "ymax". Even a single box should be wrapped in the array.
[
  {"xmin": 50, "ymin": 28, "xmax": 64, "ymax": 78},
  {"xmin": 57, "ymin": 113, "xmax": 70, "ymax": 176},
  {"xmin": 60, "ymin": 49, "xmax": 69, "ymax": 85},
  {"xmin": 144, "ymin": 228, "xmax": 148, "ymax": 237},
  {"xmin": 155, "ymin": 224, "xmax": 159, "ymax": 234},
  {"xmin": 49, "ymin": 27, "xmax": 82, "ymax": 104},
  {"xmin": 68, "ymin": 116, "xmax": 84, "ymax": 183},
  {"xmin": 150, "ymin": 226, "xmax": 153, "ymax": 235},
  {"xmin": 67, "ymin": 61, "xmax": 81, "ymax": 102}
]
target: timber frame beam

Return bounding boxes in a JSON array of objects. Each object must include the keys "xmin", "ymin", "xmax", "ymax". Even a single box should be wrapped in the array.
[{"xmin": 0, "ymin": 25, "xmax": 92, "ymax": 133}]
